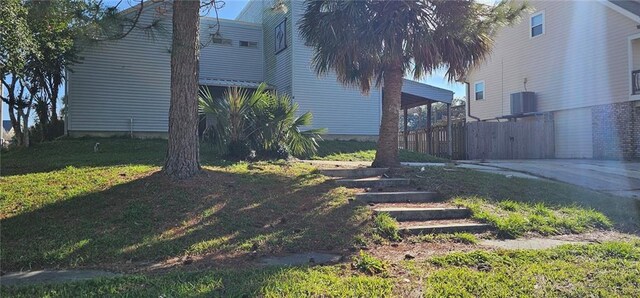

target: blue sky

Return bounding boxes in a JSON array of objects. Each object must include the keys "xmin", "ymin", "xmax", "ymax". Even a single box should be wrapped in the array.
[{"xmin": 2, "ymin": 0, "xmax": 466, "ymax": 122}]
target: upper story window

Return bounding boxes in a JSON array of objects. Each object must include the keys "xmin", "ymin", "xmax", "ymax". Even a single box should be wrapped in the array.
[
  {"xmin": 212, "ymin": 37, "xmax": 232, "ymax": 46},
  {"xmin": 530, "ymin": 11, "xmax": 544, "ymax": 38},
  {"xmin": 474, "ymin": 81, "xmax": 485, "ymax": 100},
  {"xmin": 240, "ymin": 41, "xmax": 258, "ymax": 48}
]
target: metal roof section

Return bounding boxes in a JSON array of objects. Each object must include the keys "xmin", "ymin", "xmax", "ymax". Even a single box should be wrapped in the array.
[
  {"xmin": 609, "ymin": 0, "xmax": 640, "ymax": 17},
  {"xmin": 401, "ymin": 79, "xmax": 455, "ymax": 108},
  {"xmin": 606, "ymin": 0, "xmax": 640, "ymax": 22}
]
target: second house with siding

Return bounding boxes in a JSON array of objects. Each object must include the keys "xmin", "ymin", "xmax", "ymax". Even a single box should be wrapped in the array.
[{"xmin": 66, "ymin": 0, "xmax": 453, "ymax": 140}]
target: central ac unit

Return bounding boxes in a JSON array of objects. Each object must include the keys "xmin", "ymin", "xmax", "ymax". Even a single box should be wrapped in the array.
[{"xmin": 510, "ymin": 92, "xmax": 536, "ymax": 115}]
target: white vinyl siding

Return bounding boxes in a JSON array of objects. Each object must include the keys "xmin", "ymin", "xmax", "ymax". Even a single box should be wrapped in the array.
[
  {"xmin": 554, "ymin": 108, "xmax": 593, "ymax": 158},
  {"xmin": 466, "ymin": 0, "xmax": 637, "ymax": 121},
  {"xmin": 235, "ymin": 0, "xmax": 263, "ymax": 23},
  {"xmin": 200, "ymin": 18, "xmax": 263, "ymax": 82},
  {"xmin": 290, "ymin": 1, "xmax": 381, "ymax": 135},
  {"xmin": 67, "ymin": 1, "xmax": 172, "ymax": 132},
  {"xmin": 68, "ymin": 4, "xmax": 264, "ymax": 134},
  {"xmin": 262, "ymin": 0, "xmax": 292, "ymax": 95}
]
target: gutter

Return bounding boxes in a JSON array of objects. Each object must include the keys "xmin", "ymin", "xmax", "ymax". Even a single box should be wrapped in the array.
[{"xmin": 465, "ymin": 81, "xmax": 481, "ymax": 121}]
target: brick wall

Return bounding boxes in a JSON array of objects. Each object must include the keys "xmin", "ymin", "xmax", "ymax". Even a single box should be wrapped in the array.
[{"xmin": 592, "ymin": 101, "xmax": 639, "ymax": 160}]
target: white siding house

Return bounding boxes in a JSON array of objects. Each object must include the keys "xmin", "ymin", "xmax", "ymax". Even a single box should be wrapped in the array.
[
  {"xmin": 466, "ymin": 0, "xmax": 640, "ymax": 159},
  {"xmin": 67, "ymin": 0, "xmax": 453, "ymax": 139}
]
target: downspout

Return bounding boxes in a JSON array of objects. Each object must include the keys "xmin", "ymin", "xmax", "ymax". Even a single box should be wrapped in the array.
[{"xmin": 465, "ymin": 81, "xmax": 481, "ymax": 121}]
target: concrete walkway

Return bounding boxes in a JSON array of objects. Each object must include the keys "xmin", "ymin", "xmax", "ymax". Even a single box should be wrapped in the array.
[
  {"xmin": 1, "ymin": 270, "xmax": 120, "ymax": 286},
  {"xmin": 462, "ymin": 160, "xmax": 640, "ymax": 199}
]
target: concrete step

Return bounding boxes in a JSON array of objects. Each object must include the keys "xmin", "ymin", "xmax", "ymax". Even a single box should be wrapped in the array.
[
  {"xmin": 374, "ymin": 207, "xmax": 471, "ymax": 221},
  {"xmin": 356, "ymin": 191, "xmax": 441, "ymax": 203},
  {"xmin": 399, "ymin": 220, "xmax": 492, "ymax": 235},
  {"xmin": 336, "ymin": 177, "xmax": 411, "ymax": 188},
  {"xmin": 319, "ymin": 168, "xmax": 388, "ymax": 178}
]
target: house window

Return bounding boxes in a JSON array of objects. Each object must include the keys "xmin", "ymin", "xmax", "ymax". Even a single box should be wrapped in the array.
[
  {"xmin": 474, "ymin": 81, "xmax": 485, "ymax": 100},
  {"xmin": 240, "ymin": 41, "xmax": 258, "ymax": 48},
  {"xmin": 212, "ymin": 37, "xmax": 232, "ymax": 46},
  {"xmin": 275, "ymin": 18, "xmax": 287, "ymax": 54},
  {"xmin": 530, "ymin": 11, "xmax": 544, "ymax": 38}
]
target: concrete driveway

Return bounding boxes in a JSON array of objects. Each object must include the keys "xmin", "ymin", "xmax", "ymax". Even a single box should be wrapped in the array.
[{"xmin": 466, "ymin": 160, "xmax": 640, "ymax": 199}]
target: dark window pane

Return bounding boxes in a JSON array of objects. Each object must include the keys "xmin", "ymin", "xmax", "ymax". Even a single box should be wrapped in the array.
[{"xmin": 532, "ymin": 25, "xmax": 543, "ymax": 37}]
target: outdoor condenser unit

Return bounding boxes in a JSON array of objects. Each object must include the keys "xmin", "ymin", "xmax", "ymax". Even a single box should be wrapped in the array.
[{"xmin": 510, "ymin": 92, "xmax": 536, "ymax": 115}]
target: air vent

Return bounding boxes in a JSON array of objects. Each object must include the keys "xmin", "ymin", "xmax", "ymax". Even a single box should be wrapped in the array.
[{"xmin": 510, "ymin": 92, "xmax": 536, "ymax": 115}]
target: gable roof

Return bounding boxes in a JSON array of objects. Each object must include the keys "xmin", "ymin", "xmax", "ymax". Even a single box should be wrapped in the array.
[{"xmin": 606, "ymin": 0, "xmax": 640, "ymax": 23}]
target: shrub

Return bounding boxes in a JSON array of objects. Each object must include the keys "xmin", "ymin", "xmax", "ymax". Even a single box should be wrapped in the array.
[{"xmin": 199, "ymin": 84, "xmax": 326, "ymax": 160}]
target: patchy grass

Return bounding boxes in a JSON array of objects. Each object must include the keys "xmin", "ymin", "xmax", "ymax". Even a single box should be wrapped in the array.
[
  {"xmin": 3, "ymin": 241, "xmax": 640, "ymax": 297},
  {"xmin": 408, "ymin": 167, "xmax": 640, "ymax": 233},
  {"xmin": 1, "ymin": 139, "xmax": 372, "ymax": 271},
  {"xmin": 313, "ymin": 140, "xmax": 447, "ymax": 162},
  {"xmin": 1, "ymin": 266, "xmax": 393, "ymax": 297},
  {"xmin": 373, "ymin": 213, "xmax": 401, "ymax": 241},
  {"xmin": 409, "ymin": 232, "xmax": 479, "ymax": 245},
  {"xmin": 455, "ymin": 197, "xmax": 613, "ymax": 238},
  {"xmin": 352, "ymin": 251, "xmax": 389, "ymax": 276},
  {"xmin": 416, "ymin": 240, "xmax": 640, "ymax": 297}
]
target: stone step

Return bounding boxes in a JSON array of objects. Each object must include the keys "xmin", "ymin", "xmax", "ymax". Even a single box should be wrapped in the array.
[
  {"xmin": 336, "ymin": 177, "xmax": 411, "ymax": 188},
  {"xmin": 374, "ymin": 207, "xmax": 471, "ymax": 221},
  {"xmin": 319, "ymin": 168, "xmax": 388, "ymax": 178},
  {"xmin": 356, "ymin": 191, "xmax": 441, "ymax": 203},
  {"xmin": 399, "ymin": 220, "xmax": 492, "ymax": 235}
]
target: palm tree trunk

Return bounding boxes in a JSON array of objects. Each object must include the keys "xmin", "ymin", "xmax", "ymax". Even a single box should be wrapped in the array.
[
  {"xmin": 372, "ymin": 68, "xmax": 403, "ymax": 168},
  {"xmin": 163, "ymin": 0, "xmax": 201, "ymax": 179}
]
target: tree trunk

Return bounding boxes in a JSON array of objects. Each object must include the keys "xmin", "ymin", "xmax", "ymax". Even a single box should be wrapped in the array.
[
  {"xmin": 163, "ymin": 0, "xmax": 201, "ymax": 179},
  {"xmin": 372, "ymin": 67, "xmax": 403, "ymax": 168},
  {"xmin": 50, "ymin": 75, "xmax": 59, "ymax": 123}
]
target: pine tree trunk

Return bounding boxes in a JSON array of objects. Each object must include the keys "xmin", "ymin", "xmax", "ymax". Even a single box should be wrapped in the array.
[
  {"xmin": 163, "ymin": 0, "xmax": 201, "ymax": 179},
  {"xmin": 372, "ymin": 67, "xmax": 403, "ymax": 168}
]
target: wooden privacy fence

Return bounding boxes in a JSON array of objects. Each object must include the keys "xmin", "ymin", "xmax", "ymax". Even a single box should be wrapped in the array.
[
  {"xmin": 466, "ymin": 118, "xmax": 555, "ymax": 160},
  {"xmin": 399, "ymin": 123, "xmax": 466, "ymax": 160}
]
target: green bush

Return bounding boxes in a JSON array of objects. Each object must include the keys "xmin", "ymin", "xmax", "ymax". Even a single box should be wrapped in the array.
[{"xmin": 199, "ymin": 84, "xmax": 326, "ymax": 160}]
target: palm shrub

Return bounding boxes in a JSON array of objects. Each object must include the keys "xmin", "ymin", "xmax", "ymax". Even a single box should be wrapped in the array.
[
  {"xmin": 199, "ymin": 84, "xmax": 326, "ymax": 160},
  {"xmin": 254, "ymin": 92, "xmax": 327, "ymax": 159}
]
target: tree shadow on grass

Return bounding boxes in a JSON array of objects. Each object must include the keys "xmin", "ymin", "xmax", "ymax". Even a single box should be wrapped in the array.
[
  {"xmin": 1, "ymin": 166, "xmax": 371, "ymax": 274},
  {"xmin": 0, "ymin": 137, "xmax": 230, "ymax": 176}
]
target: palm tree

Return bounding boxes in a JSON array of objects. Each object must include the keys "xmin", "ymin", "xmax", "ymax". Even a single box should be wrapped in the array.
[{"xmin": 299, "ymin": 0, "xmax": 527, "ymax": 167}]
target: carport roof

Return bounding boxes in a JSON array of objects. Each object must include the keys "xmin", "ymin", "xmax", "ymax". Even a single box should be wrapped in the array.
[{"xmin": 401, "ymin": 79, "xmax": 454, "ymax": 109}]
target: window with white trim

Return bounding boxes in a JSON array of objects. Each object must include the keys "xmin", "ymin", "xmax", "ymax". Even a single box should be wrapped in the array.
[
  {"xmin": 474, "ymin": 81, "xmax": 485, "ymax": 100},
  {"xmin": 530, "ymin": 11, "xmax": 544, "ymax": 38}
]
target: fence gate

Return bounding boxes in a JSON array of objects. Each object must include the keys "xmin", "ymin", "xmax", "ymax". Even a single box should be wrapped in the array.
[{"xmin": 465, "ymin": 118, "xmax": 554, "ymax": 160}]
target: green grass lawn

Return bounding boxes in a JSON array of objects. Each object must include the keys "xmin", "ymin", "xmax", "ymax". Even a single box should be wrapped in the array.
[
  {"xmin": 312, "ymin": 140, "xmax": 448, "ymax": 163},
  {"xmin": 3, "ymin": 240, "xmax": 639, "ymax": 297},
  {"xmin": 1, "ymin": 138, "xmax": 371, "ymax": 271},
  {"xmin": 2, "ymin": 138, "xmax": 639, "ymax": 296},
  {"xmin": 407, "ymin": 166, "xmax": 640, "ymax": 235}
]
